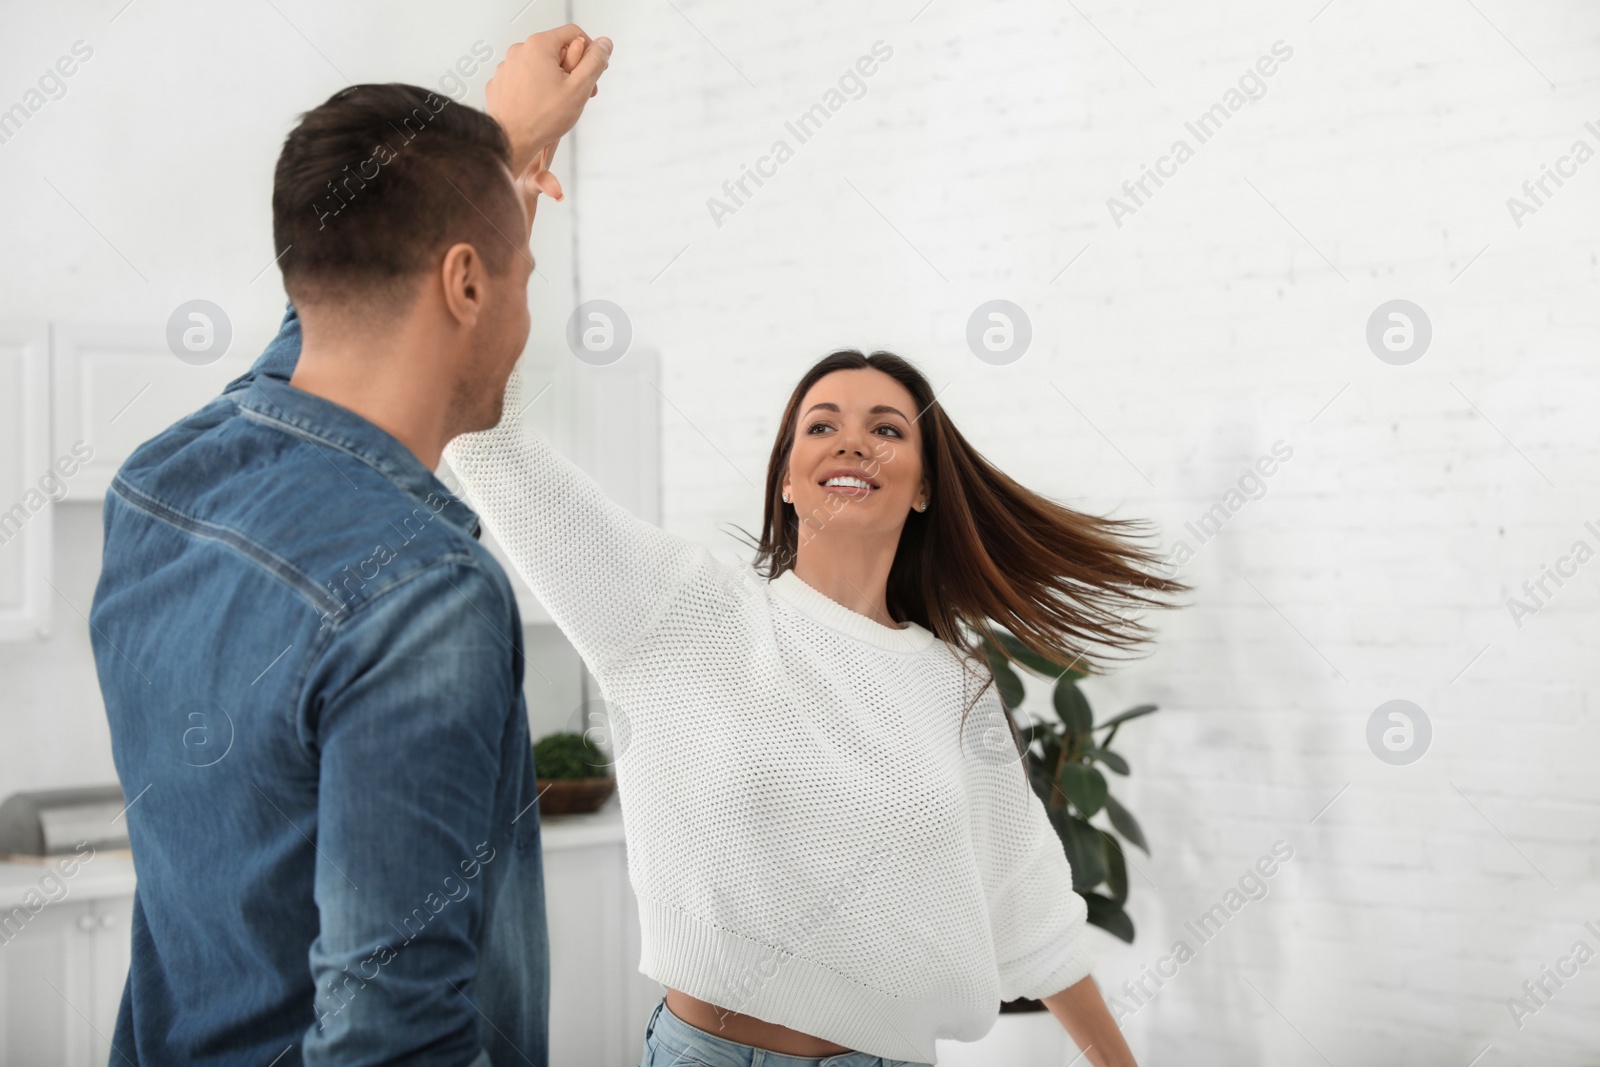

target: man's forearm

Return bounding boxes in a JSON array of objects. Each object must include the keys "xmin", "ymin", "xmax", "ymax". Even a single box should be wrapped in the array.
[{"xmin": 1042, "ymin": 974, "xmax": 1139, "ymax": 1067}]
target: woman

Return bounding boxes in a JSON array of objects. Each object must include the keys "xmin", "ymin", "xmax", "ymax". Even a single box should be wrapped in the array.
[{"xmin": 443, "ymin": 348, "xmax": 1185, "ymax": 1067}]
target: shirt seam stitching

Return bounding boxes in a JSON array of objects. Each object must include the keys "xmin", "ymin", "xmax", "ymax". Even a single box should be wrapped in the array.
[
  {"xmin": 106, "ymin": 481, "xmax": 506, "ymax": 769},
  {"xmin": 236, "ymin": 404, "xmax": 475, "ymax": 536},
  {"xmin": 108, "ymin": 477, "xmax": 338, "ymax": 618}
]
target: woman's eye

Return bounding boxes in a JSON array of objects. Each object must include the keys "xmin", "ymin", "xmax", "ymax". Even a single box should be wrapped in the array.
[{"xmin": 804, "ymin": 421, "xmax": 903, "ymax": 437}]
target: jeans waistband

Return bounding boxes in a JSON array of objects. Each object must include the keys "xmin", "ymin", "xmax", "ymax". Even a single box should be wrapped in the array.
[{"xmin": 643, "ymin": 996, "xmax": 932, "ymax": 1067}]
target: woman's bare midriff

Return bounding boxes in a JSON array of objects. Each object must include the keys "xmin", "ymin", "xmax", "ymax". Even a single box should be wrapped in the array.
[{"xmin": 664, "ymin": 988, "xmax": 855, "ymax": 1057}]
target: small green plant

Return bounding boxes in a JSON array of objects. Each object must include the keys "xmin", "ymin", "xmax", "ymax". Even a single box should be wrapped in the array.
[
  {"xmin": 532, "ymin": 731, "xmax": 612, "ymax": 780},
  {"xmin": 980, "ymin": 630, "xmax": 1156, "ymax": 944}
]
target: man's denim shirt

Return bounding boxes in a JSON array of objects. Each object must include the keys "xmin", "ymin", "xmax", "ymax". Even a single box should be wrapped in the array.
[{"xmin": 89, "ymin": 304, "xmax": 548, "ymax": 1067}]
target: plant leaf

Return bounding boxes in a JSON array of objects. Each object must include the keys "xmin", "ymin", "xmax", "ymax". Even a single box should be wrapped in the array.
[
  {"xmin": 1081, "ymin": 892, "xmax": 1136, "ymax": 943},
  {"xmin": 1104, "ymin": 793, "xmax": 1149, "ymax": 854},
  {"xmin": 1032, "ymin": 769, "xmax": 1060, "ymax": 809},
  {"xmin": 1057, "ymin": 762, "xmax": 1108, "ymax": 818},
  {"xmin": 1052, "ymin": 681, "xmax": 1094, "ymax": 734},
  {"xmin": 1028, "ymin": 732, "xmax": 1060, "ymax": 774},
  {"xmin": 1101, "ymin": 829, "xmax": 1128, "ymax": 904},
  {"xmin": 1022, "ymin": 717, "xmax": 1055, "ymax": 747},
  {"xmin": 1095, "ymin": 703, "xmax": 1158, "ymax": 730},
  {"xmin": 984, "ymin": 641, "xmax": 1027, "ymax": 710},
  {"xmin": 994, "ymin": 630, "xmax": 1085, "ymax": 680},
  {"xmin": 1055, "ymin": 811, "xmax": 1108, "ymax": 891},
  {"xmin": 1087, "ymin": 747, "xmax": 1130, "ymax": 775}
]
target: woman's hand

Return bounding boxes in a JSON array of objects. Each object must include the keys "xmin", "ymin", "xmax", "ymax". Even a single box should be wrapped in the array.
[
  {"xmin": 1042, "ymin": 975, "xmax": 1139, "ymax": 1067},
  {"xmin": 486, "ymin": 24, "xmax": 610, "ymax": 187},
  {"xmin": 523, "ymin": 137, "xmax": 562, "ymax": 211},
  {"xmin": 519, "ymin": 34, "xmax": 595, "ymax": 203}
]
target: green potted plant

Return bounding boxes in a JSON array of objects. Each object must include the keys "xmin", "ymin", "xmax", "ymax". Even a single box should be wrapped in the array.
[
  {"xmin": 532, "ymin": 731, "xmax": 616, "ymax": 815},
  {"xmin": 979, "ymin": 629, "xmax": 1156, "ymax": 1003},
  {"xmin": 939, "ymin": 629, "xmax": 1161, "ymax": 1066}
]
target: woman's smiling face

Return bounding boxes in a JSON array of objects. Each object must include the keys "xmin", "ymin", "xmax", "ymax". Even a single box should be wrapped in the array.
[{"xmin": 782, "ymin": 367, "xmax": 928, "ymax": 539}]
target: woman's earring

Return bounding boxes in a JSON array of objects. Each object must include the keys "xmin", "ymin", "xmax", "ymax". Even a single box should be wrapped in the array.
[
  {"xmin": 782, "ymin": 490, "xmax": 791, "ymax": 504},
  {"xmin": 916, "ymin": 500, "xmax": 928, "ymax": 512}
]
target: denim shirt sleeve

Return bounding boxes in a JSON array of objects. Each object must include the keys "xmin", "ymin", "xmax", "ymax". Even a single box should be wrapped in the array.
[{"xmin": 297, "ymin": 557, "xmax": 518, "ymax": 1067}]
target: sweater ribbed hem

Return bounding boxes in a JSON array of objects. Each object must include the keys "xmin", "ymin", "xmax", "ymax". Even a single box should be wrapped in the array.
[
  {"xmin": 636, "ymin": 895, "xmax": 994, "ymax": 1063},
  {"xmin": 767, "ymin": 569, "xmax": 938, "ymax": 655}
]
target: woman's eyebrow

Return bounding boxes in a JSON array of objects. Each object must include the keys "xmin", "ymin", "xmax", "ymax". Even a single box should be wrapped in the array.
[{"xmin": 802, "ymin": 402, "xmax": 909, "ymax": 421}]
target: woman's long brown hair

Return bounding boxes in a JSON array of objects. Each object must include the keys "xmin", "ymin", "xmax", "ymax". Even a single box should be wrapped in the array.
[{"xmin": 735, "ymin": 349, "xmax": 1190, "ymax": 701}]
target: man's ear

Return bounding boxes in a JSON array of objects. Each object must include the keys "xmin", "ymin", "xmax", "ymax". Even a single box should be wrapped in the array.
[{"xmin": 439, "ymin": 242, "xmax": 486, "ymax": 327}]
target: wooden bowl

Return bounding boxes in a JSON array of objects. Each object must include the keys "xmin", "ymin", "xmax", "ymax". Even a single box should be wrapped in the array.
[{"xmin": 535, "ymin": 777, "xmax": 616, "ymax": 816}]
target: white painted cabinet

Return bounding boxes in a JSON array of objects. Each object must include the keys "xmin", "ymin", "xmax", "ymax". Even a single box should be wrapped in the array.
[
  {"xmin": 0, "ymin": 893, "xmax": 132, "ymax": 1067},
  {"xmin": 84, "ymin": 896, "xmax": 133, "ymax": 1067},
  {"xmin": 0, "ymin": 322, "xmax": 53, "ymax": 641},
  {"xmin": 1, "ymin": 317, "xmax": 249, "ymax": 641},
  {"xmin": 0, "ymin": 804, "xmax": 660, "ymax": 1067},
  {"xmin": 542, "ymin": 800, "xmax": 663, "ymax": 1066},
  {"xmin": 50, "ymin": 322, "xmax": 251, "ymax": 500}
]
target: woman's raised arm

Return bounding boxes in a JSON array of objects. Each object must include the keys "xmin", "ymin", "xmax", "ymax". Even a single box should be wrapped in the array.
[{"xmin": 442, "ymin": 364, "xmax": 711, "ymax": 673}]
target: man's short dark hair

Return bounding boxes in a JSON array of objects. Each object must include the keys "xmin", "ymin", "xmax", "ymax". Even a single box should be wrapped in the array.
[{"xmin": 272, "ymin": 83, "xmax": 521, "ymax": 311}]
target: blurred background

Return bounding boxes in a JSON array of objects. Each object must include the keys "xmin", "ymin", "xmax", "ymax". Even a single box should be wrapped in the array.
[{"xmin": 1, "ymin": 0, "xmax": 1597, "ymax": 1064}]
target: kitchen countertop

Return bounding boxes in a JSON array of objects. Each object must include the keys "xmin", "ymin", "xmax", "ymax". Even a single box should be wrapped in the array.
[
  {"xmin": 0, "ymin": 792, "xmax": 625, "ymax": 909},
  {"xmin": 0, "ymin": 848, "xmax": 137, "ymax": 910},
  {"xmin": 537, "ymin": 789, "xmax": 625, "ymax": 849}
]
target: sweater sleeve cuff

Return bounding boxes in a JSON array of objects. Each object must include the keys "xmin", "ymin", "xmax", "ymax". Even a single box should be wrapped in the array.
[{"xmin": 1001, "ymin": 919, "xmax": 1096, "ymax": 1002}]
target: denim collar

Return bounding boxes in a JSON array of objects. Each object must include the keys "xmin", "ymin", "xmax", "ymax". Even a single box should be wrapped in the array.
[{"xmin": 236, "ymin": 375, "xmax": 482, "ymax": 541}]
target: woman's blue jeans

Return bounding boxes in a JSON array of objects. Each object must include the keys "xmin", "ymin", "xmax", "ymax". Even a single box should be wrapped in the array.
[{"xmin": 636, "ymin": 997, "xmax": 934, "ymax": 1067}]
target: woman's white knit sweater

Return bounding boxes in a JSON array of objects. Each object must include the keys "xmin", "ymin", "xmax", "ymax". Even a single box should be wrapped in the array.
[{"xmin": 442, "ymin": 372, "xmax": 1093, "ymax": 1063}]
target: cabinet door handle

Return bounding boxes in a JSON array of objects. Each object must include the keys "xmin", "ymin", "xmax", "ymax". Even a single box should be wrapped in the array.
[
  {"xmin": 98, "ymin": 913, "xmax": 118, "ymax": 930},
  {"xmin": 76, "ymin": 914, "xmax": 96, "ymax": 932}
]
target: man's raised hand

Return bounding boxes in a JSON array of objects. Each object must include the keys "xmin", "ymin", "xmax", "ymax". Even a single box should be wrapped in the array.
[{"xmin": 486, "ymin": 24, "xmax": 611, "ymax": 184}]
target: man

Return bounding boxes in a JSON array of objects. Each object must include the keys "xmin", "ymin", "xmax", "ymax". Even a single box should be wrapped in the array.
[{"xmin": 88, "ymin": 26, "xmax": 610, "ymax": 1066}]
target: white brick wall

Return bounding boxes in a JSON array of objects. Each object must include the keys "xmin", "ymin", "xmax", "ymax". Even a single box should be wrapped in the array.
[
  {"xmin": 568, "ymin": 0, "xmax": 1600, "ymax": 1061},
  {"xmin": 1, "ymin": 0, "xmax": 1593, "ymax": 1060}
]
